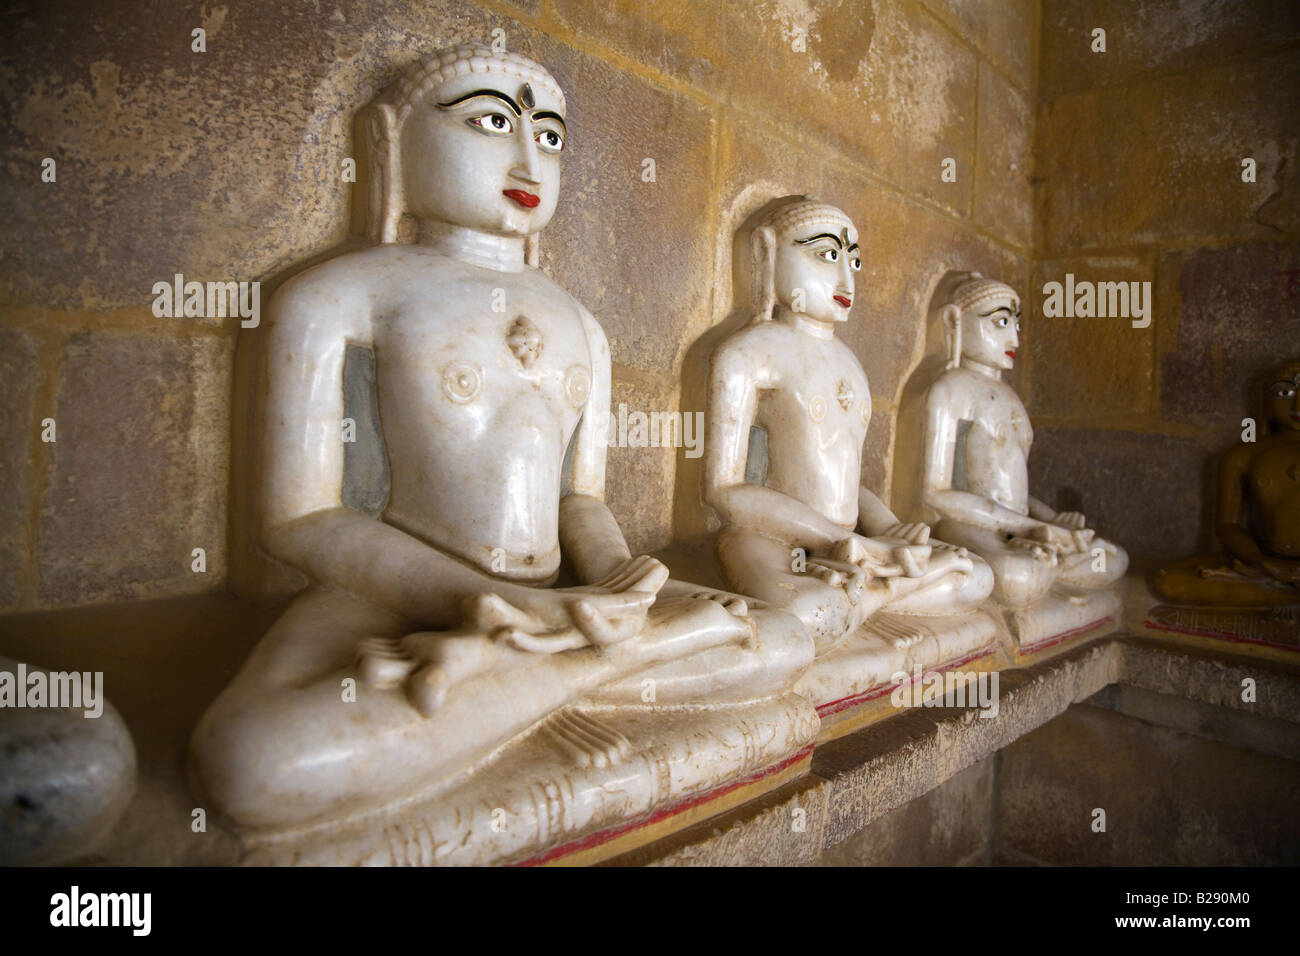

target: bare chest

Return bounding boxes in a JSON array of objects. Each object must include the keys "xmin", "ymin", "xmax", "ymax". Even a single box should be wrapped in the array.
[
  {"xmin": 758, "ymin": 348, "xmax": 871, "ymax": 444},
  {"xmin": 375, "ymin": 295, "xmax": 594, "ymax": 426},
  {"xmin": 1247, "ymin": 443, "xmax": 1300, "ymax": 508}
]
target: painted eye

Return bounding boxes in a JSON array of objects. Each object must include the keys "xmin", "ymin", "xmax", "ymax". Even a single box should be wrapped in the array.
[
  {"xmin": 1276, "ymin": 386, "xmax": 1297, "ymax": 399},
  {"xmin": 1015, "ymin": 321, "xmax": 1022, "ymax": 332},
  {"xmin": 850, "ymin": 257, "xmax": 862, "ymax": 271},
  {"xmin": 468, "ymin": 112, "xmax": 513, "ymax": 134},
  {"xmin": 817, "ymin": 248, "xmax": 839, "ymax": 262},
  {"xmin": 535, "ymin": 128, "xmax": 564, "ymax": 153},
  {"xmin": 995, "ymin": 315, "xmax": 1009, "ymax": 328}
]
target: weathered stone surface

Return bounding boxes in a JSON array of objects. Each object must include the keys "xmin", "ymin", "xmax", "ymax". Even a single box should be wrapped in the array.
[
  {"xmin": 603, "ymin": 371, "xmax": 684, "ymax": 556},
  {"xmin": 1027, "ymin": 427, "xmax": 1227, "ymax": 565},
  {"xmin": 1040, "ymin": 0, "xmax": 1300, "ymax": 100},
  {"xmin": 814, "ymin": 639, "xmax": 1119, "ymax": 848},
  {"xmin": 0, "ymin": 0, "xmax": 505, "ymax": 311},
  {"xmin": 818, "ymin": 756, "xmax": 993, "ymax": 865},
  {"xmin": 1027, "ymin": 256, "xmax": 1155, "ymax": 421},
  {"xmin": 554, "ymin": 0, "xmax": 981, "ymax": 215},
  {"xmin": 1118, "ymin": 637, "xmax": 1300, "ymax": 725},
  {"xmin": 0, "ymin": 325, "xmax": 39, "ymax": 612},
  {"xmin": 37, "ymin": 330, "xmax": 230, "ymax": 607},
  {"xmin": 1036, "ymin": 48, "xmax": 1300, "ymax": 255},
  {"xmin": 974, "ymin": 62, "xmax": 1033, "ymax": 249},
  {"xmin": 606, "ymin": 777, "xmax": 830, "ymax": 867},
  {"xmin": 921, "ymin": 0, "xmax": 1036, "ymax": 89},
  {"xmin": 533, "ymin": 37, "xmax": 717, "ymax": 376},
  {"xmin": 995, "ymin": 701, "xmax": 1300, "ymax": 865},
  {"xmin": 0, "ymin": 656, "xmax": 136, "ymax": 865},
  {"xmin": 548, "ymin": 0, "xmax": 723, "ymax": 88},
  {"xmin": 1091, "ymin": 683, "xmax": 1300, "ymax": 763},
  {"xmin": 1156, "ymin": 242, "xmax": 1300, "ymax": 427}
]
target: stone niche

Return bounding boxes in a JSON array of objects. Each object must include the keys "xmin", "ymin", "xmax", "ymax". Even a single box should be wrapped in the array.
[{"xmin": 1, "ymin": 0, "xmax": 1298, "ymax": 866}]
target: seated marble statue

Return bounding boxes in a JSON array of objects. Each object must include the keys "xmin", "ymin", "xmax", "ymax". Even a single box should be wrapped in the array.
[
  {"xmin": 191, "ymin": 44, "xmax": 812, "ymax": 838},
  {"xmin": 704, "ymin": 199, "xmax": 993, "ymax": 654},
  {"xmin": 919, "ymin": 275, "xmax": 1127, "ymax": 611},
  {"xmin": 1151, "ymin": 359, "xmax": 1300, "ymax": 607}
]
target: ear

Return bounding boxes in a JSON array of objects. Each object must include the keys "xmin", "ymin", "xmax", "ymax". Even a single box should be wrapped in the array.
[
  {"xmin": 941, "ymin": 303, "xmax": 963, "ymax": 370},
  {"xmin": 369, "ymin": 103, "xmax": 403, "ymax": 244},
  {"xmin": 750, "ymin": 224, "xmax": 777, "ymax": 323}
]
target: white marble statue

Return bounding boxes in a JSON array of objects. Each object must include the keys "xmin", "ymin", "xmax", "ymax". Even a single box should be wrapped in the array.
[
  {"xmin": 703, "ymin": 199, "xmax": 997, "ymax": 718},
  {"xmin": 190, "ymin": 45, "xmax": 816, "ymax": 865},
  {"xmin": 918, "ymin": 274, "xmax": 1127, "ymax": 647}
]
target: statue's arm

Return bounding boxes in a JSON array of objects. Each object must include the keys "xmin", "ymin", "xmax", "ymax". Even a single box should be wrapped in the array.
[
  {"xmin": 920, "ymin": 383, "xmax": 1037, "ymax": 535},
  {"xmin": 1215, "ymin": 445, "xmax": 1267, "ymax": 565},
  {"xmin": 1027, "ymin": 497, "xmax": 1058, "ymax": 521},
  {"xmin": 856, "ymin": 487, "xmax": 902, "ymax": 535},
  {"xmin": 703, "ymin": 340, "xmax": 853, "ymax": 551},
  {"xmin": 258, "ymin": 272, "xmax": 540, "ymax": 626},
  {"xmin": 559, "ymin": 305, "xmax": 637, "ymax": 584}
]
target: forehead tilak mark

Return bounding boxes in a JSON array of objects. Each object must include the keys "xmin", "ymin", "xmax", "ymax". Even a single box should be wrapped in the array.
[{"xmin": 521, "ymin": 82, "xmax": 535, "ymax": 109}]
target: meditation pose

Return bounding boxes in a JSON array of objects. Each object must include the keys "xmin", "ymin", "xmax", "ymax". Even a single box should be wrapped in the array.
[
  {"xmin": 705, "ymin": 200, "xmax": 993, "ymax": 654},
  {"xmin": 919, "ymin": 275, "xmax": 1127, "ymax": 612},
  {"xmin": 1152, "ymin": 359, "xmax": 1300, "ymax": 607},
  {"xmin": 191, "ymin": 45, "xmax": 812, "ymax": 839}
]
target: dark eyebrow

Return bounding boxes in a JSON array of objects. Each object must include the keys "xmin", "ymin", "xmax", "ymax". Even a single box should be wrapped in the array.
[
  {"xmin": 847, "ymin": 243, "xmax": 860, "ymax": 253},
  {"xmin": 794, "ymin": 233, "xmax": 843, "ymax": 248},
  {"xmin": 435, "ymin": 89, "xmax": 522, "ymax": 116},
  {"xmin": 979, "ymin": 305, "xmax": 1014, "ymax": 317},
  {"xmin": 530, "ymin": 109, "xmax": 566, "ymax": 130}
]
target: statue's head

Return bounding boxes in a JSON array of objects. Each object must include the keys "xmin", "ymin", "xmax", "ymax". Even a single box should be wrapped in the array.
[
  {"xmin": 365, "ymin": 44, "xmax": 567, "ymax": 244},
  {"xmin": 941, "ymin": 273, "xmax": 1021, "ymax": 372},
  {"xmin": 751, "ymin": 199, "xmax": 861, "ymax": 327},
  {"xmin": 1264, "ymin": 359, "xmax": 1300, "ymax": 432}
]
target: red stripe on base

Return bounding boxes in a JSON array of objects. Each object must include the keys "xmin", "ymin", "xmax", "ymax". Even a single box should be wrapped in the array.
[
  {"xmin": 1143, "ymin": 619, "xmax": 1300, "ymax": 653},
  {"xmin": 511, "ymin": 743, "xmax": 815, "ymax": 867},
  {"xmin": 1017, "ymin": 615, "xmax": 1113, "ymax": 657},
  {"xmin": 815, "ymin": 644, "xmax": 994, "ymax": 718}
]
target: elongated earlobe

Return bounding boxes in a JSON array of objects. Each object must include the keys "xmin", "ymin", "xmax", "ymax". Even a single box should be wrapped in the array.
[
  {"xmin": 750, "ymin": 225, "xmax": 777, "ymax": 324},
  {"xmin": 367, "ymin": 103, "xmax": 403, "ymax": 244},
  {"xmin": 942, "ymin": 303, "xmax": 963, "ymax": 370}
]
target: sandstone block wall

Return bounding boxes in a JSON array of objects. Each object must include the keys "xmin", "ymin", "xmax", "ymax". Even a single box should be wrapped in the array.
[
  {"xmin": 1026, "ymin": 0, "xmax": 1300, "ymax": 568},
  {"xmin": 0, "ymin": 0, "xmax": 1035, "ymax": 612}
]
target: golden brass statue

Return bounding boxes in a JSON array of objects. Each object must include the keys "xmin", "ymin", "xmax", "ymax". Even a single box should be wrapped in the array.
[{"xmin": 1152, "ymin": 359, "xmax": 1300, "ymax": 607}]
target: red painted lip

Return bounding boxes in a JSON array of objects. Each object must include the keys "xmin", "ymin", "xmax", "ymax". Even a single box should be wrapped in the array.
[
  {"xmin": 1006, "ymin": 350, "xmax": 1018, "ymax": 359},
  {"xmin": 1291, "ymin": 413, "xmax": 1300, "ymax": 421},
  {"xmin": 833, "ymin": 295, "xmax": 852, "ymax": 308},
  {"xmin": 503, "ymin": 189, "xmax": 541, "ymax": 209}
]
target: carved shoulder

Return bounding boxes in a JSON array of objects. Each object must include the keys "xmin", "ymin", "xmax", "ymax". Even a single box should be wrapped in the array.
[
  {"xmin": 571, "ymin": 298, "xmax": 610, "ymax": 365},
  {"xmin": 268, "ymin": 247, "xmax": 398, "ymax": 342}
]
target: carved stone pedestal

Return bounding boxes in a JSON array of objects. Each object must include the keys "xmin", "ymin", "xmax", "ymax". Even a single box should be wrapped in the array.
[
  {"xmin": 795, "ymin": 610, "xmax": 1000, "ymax": 741},
  {"xmin": 1139, "ymin": 603, "xmax": 1300, "ymax": 663},
  {"xmin": 1006, "ymin": 587, "xmax": 1121, "ymax": 660},
  {"xmin": 240, "ymin": 694, "xmax": 818, "ymax": 866}
]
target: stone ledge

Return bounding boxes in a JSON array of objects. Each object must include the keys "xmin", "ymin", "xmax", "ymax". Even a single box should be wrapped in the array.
[
  {"xmin": 617, "ymin": 634, "xmax": 1300, "ymax": 865},
  {"xmin": 2, "ymin": 593, "xmax": 1297, "ymax": 866}
]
